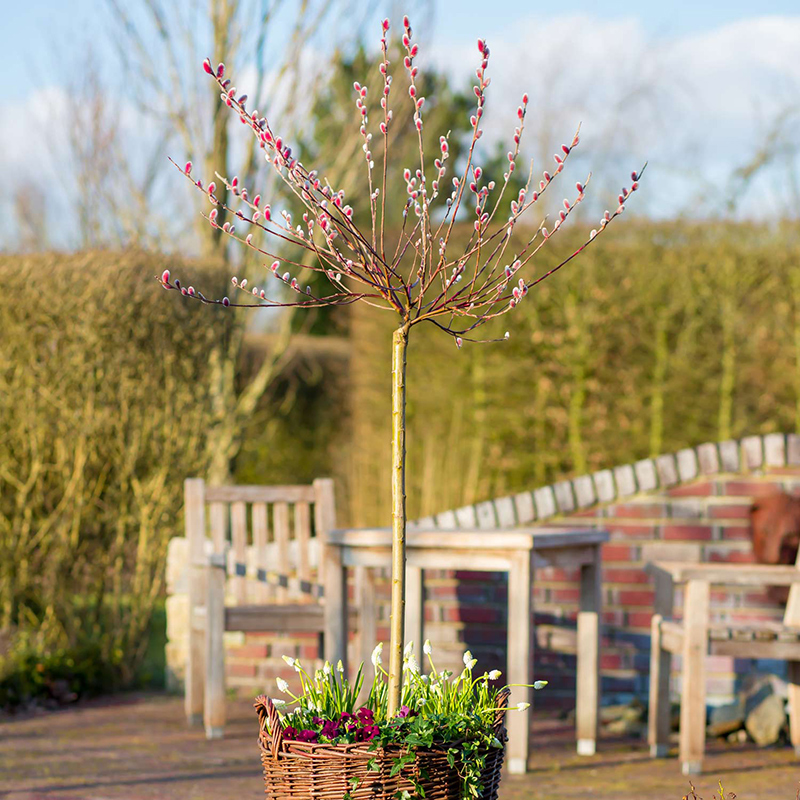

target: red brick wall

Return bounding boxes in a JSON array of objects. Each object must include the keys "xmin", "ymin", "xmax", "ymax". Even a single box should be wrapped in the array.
[{"xmin": 224, "ymin": 434, "xmax": 800, "ymax": 711}]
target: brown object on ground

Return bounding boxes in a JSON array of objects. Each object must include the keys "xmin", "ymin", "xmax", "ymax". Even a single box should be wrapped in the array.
[
  {"xmin": 5, "ymin": 694, "xmax": 800, "ymax": 800},
  {"xmin": 750, "ymin": 492, "xmax": 800, "ymax": 604},
  {"xmin": 254, "ymin": 690, "xmax": 509, "ymax": 800},
  {"xmin": 745, "ymin": 692, "xmax": 787, "ymax": 747}
]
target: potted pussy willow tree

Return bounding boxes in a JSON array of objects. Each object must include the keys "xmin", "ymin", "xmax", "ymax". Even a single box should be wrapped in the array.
[{"xmin": 162, "ymin": 15, "xmax": 643, "ymax": 799}]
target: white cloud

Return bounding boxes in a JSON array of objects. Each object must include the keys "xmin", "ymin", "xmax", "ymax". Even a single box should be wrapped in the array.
[
  {"xmin": 3, "ymin": 12, "xmax": 800, "ymax": 247},
  {"xmin": 428, "ymin": 13, "xmax": 800, "ymax": 218}
]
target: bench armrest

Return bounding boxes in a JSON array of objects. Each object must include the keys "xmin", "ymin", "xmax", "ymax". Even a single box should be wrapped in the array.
[{"xmin": 646, "ymin": 561, "xmax": 800, "ymax": 586}]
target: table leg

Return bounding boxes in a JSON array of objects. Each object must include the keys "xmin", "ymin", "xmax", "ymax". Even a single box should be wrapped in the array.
[
  {"xmin": 507, "ymin": 550, "xmax": 533, "ymax": 775},
  {"xmin": 576, "ymin": 544, "xmax": 601, "ymax": 756},
  {"xmin": 405, "ymin": 566, "xmax": 424, "ymax": 655},
  {"xmin": 324, "ymin": 543, "xmax": 348, "ymax": 673}
]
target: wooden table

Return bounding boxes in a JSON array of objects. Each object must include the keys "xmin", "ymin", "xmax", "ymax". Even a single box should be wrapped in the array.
[{"xmin": 324, "ymin": 526, "xmax": 609, "ymax": 774}]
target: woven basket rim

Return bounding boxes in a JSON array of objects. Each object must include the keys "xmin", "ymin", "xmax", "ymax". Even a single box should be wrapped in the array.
[{"xmin": 258, "ymin": 731, "xmax": 506, "ymax": 758}]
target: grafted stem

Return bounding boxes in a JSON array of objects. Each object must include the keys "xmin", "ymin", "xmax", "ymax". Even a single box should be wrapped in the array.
[{"xmin": 387, "ymin": 323, "xmax": 410, "ymax": 716}]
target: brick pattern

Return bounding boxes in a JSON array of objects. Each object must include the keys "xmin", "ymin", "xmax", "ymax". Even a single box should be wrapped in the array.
[{"xmin": 165, "ymin": 434, "xmax": 800, "ymax": 709}]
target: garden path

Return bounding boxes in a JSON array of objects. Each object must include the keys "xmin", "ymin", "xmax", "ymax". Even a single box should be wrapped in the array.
[{"xmin": 1, "ymin": 694, "xmax": 798, "ymax": 800}]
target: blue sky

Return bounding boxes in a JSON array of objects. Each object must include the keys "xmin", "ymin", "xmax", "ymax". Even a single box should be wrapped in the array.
[
  {"xmin": 5, "ymin": 0, "xmax": 799, "ymax": 98},
  {"xmin": 2, "ymin": 1, "xmax": 800, "ymax": 249}
]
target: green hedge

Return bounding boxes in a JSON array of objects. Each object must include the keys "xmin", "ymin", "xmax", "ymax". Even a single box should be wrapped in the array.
[
  {"xmin": 0, "ymin": 250, "xmax": 232, "ymax": 704},
  {"xmin": 345, "ymin": 220, "xmax": 800, "ymax": 525}
]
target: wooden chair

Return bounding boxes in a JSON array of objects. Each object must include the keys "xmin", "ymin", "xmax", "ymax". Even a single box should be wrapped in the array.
[
  {"xmin": 647, "ymin": 556, "xmax": 800, "ymax": 774},
  {"xmin": 183, "ymin": 477, "xmax": 347, "ymax": 739}
]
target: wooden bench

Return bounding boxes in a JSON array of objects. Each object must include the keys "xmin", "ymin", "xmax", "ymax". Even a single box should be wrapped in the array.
[
  {"xmin": 647, "ymin": 559, "xmax": 800, "ymax": 774},
  {"xmin": 184, "ymin": 478, "xmax": 348, "ymax": 738}
]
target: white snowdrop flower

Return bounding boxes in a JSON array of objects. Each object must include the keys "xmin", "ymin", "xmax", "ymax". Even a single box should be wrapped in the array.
[
  {"xmin": 371, "ymin": 643, "xmax": 383, "ymax": 668},
  {"xmin": 421, "ymin": 674, "xmax": 429, "ymax": 685},
  {"xmin": 272, "ymin": 698, "xmax": 286, "ymax": 708},
  {"xmin": 337, "ymin": 659, "xmax": 344, "ymax": 674},
  {"xmin": 463, "ymin": 650, "xmax": 473, "ymax": 667},
  {"xmin": 282, "ymin": 655, "xmax": 295, "ymax": 667},
  {"xmin": 323, "ymin": 661, "xmax": 332, "ymax": 676},
  {"xmin": 465, "ymin": 658, "xmax": 477, "ymax": 671},
  {"xmin": 276, "ymin": 678, "xmax": 289, "ymax": 693},
  {"xmin": 516, "ymin": 702, "xmax": 530, "ymax": 711},
  {"xmin": 423, "ymin": 640, "xmax": 432, "ymax": 656},
  {"xmin": 404, "ymin": 655, "xmax": 419, "ymax": 674},
  {"xmin": 533, "ymin": 680, "xmax": 548, "ymax": 690},
  {"xmin": 488, "ymin": 670, "xmax": 502, "ymax": 680},
  {"xmin": 416, "ymin": 697, "xmax": 426, "ymax": 707},
  {"xmin": 404, "ymin": 641, "xmax": 414, "ymax": 657}
]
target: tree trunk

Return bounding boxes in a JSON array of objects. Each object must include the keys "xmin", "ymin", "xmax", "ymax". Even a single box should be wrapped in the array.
[{"xmin": 387, "ymin": 324, "xmax": 409, "ymax": 716}]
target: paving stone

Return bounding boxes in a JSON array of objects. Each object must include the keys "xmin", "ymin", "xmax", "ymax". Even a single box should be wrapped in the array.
[
  {"xmin": 494, "ymin": 496, "xmax": 516, "ymax": 527},
  {"xmin": 676, "ymin": 448, "xmax": 698, "ymax": 482},
  {"xmin": 593, "ymin": 469, "xmax": 616, "ymax": 503},
  {"xmin": 641, "ymin": 541, "xmax": 702, "ymax": 563},
  {"xmin": 718, "ymin": 440, "xmax": 740, "ymax": 472},
  {"xmin": 416, "ymin": 516, "xmax": 436, "ymax": 529},
  {"xmin": 787, "ymin": 434, "xmax": 800, "ymax": 467},
  {"xmin": 634, "ymin": 459, "xmax": 658, "ymax": 492},
  {"xmin": 533, "ymin": 486, "xmax": 557, "ymax": 519},
  {"xmin": 455, "ymin": 505, "xmax": 478, "ymax": 528},
  {"xmin": 697, "ymin": 443, "xmax": 720, "ymax": 475},
  {"xmin": 655, "ymin": 454, "xmax": 679, "ymax": 487},
  {"xmin": 745, "ymin": 692, "xmax": 786, "ymax": 746},
  {"xmin": 475, "ymin": 500, "xmax": 498, "ymax": 529},
  {"xmin": 741, "ymin": 435, "xmax": 764, "ymax": 470},
  {"xmin": 553, "ymin": 480, "xmax": 576, "ymax": 513},
  {"xmin": 764, "ymin": 433, "xmax": 786, "ymax": 467},
  {"xmin": 708, "ymin": 700, "xmax": 745, "ymax": 738},
  {"xmin": 668, "ymin": 498, "xmax": 705, "ymax": 519},
  {"xmin": 573, "ymin": 475, "xmax": 596, "ymax": 508},
  {"xmin": 435, "ymin": 509, "xmax": 457, "ymax": 529},
  {"xmin": 613, "ymin": 464, "xmax": 637, "ymax": 497},
  {"xmin": 513, "ymin": 491, "xmax": 536, "ymax": 523}
]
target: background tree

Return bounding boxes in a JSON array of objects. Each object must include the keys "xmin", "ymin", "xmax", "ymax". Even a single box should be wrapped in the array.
[
  {"xmin": 162, "ymin": 16, "xmax": 642, "ymax": 713},
  {"xmin": 104, "ymin": 0, "xmax": 417, "ymax": 483}
]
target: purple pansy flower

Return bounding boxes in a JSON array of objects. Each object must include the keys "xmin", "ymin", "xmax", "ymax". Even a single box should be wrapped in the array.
[
  {"xmin": 356, "ymin": 707, "xmax": 375, "ymax": 724},
  {"xmin": 320, "ymin": 720, "xmax": 339, "ymax": 739}
]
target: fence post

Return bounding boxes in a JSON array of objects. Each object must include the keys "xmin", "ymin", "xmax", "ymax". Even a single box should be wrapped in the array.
[
  {"xmin": 313, "ymin": 478, "xmax": 337, "ymax": 549},
  {"xmin": 184, "ymin": 478, "xmax": 206, "ymax": 726}
]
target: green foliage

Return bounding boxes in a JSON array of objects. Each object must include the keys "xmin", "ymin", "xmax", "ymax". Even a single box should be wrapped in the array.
[
  {"xmin": 0, "ymin": 250, "xmax": 233, "ymax": 702},
  {"xmin": 345, "ymin": 220, "xmax": 800, "ymax": 525}
]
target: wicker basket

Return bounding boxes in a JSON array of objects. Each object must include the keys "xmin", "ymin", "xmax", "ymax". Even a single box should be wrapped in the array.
[{"xmin": 254, "ymin": 689, "xmax": 510, "ymax": 800}]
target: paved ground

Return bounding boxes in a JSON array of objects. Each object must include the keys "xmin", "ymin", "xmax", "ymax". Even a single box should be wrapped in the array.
[{"xmin": 1, "ymin": 694, "xmax": 798, "ymax": 800}]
